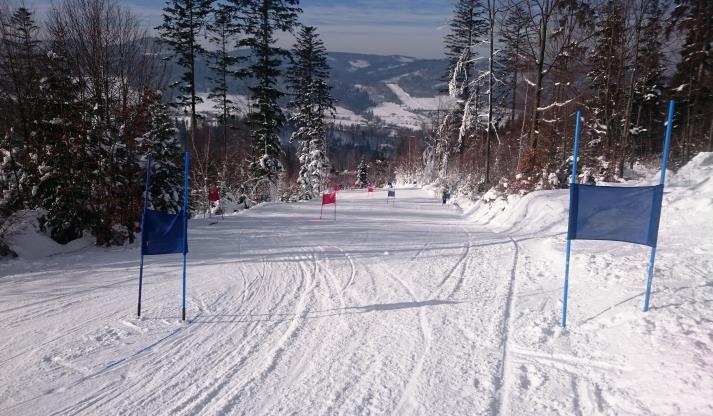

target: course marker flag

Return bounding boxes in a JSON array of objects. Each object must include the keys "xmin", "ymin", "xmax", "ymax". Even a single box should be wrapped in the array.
[
  {"xmin": 321, "ymin": 191, "xmax": 337, "ymax": 220},
  {"xmin": 387, "ymin": 189, "xmax": 396, "ymax": 204},
  {"xmin": 137, "ymin": 152, "xmax": 190, "ymax": 321},
  {"xmin": 561, "ymin": 100, "xmax": 675, "ymax": 328}
]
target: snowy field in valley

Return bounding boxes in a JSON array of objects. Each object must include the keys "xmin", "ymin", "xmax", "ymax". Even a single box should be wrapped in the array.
[{"xmin": 1, "ymin": 154, "xmax": 712, "ymax": 415}]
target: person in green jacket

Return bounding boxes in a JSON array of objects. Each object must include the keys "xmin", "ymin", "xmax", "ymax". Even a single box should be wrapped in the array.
[{"xmin": 442, "ymin": 188, "xmax": 449, "ymax": 205}]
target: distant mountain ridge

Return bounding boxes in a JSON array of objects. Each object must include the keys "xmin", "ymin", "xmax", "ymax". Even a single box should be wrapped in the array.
[{"xmin": 162, "ymin": 45, "xmax": 454, "ymax": 130}]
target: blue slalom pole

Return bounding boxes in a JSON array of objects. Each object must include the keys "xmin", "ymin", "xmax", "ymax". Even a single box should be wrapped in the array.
[
  {"xmin": 562, "ymin": 111, "xmax": 582, "ymax": 328},
  {"xmin": 138, "ymin": 154, "xmax": 153, "ymax": 318},
  {"xmin": 182, "ymin": 152, "xmax": 189, "ymax": 321},
  {"xmin": 643, "ymin": 100, "xmax": 675, "ymax": 312}
]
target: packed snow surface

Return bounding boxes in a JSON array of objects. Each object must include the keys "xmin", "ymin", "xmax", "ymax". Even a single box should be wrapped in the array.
[{"xmin": 1, "ymin": 155, "xmax": 712, "ymax": 415}]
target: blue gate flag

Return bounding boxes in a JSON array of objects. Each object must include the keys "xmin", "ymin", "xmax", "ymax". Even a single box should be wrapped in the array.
[
  {"xmin": 561, "ymin": 100, "xmax": 675, "ymax": 328},
  {"xmin": 141, "ymin": 209, "xmax": 188, "ymax": 255},
  {"xmin": 137, "ymin": 152, "xmax": 190, "ymax": 320},
  {"xmin": 388, "ymin": 190, "xmax": 395, "ymax": 197},
  {"xmin": 567, "ymin": 184, "xmax": 664, "ymax": 247}
]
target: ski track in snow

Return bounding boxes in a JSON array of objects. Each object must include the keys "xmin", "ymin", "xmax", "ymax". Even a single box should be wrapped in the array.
[{"xmin": 1, "ymin": 182, "xmax": 712, "ymax": 415}]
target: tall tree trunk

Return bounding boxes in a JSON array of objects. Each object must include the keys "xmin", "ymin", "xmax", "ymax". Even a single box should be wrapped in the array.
[
  {"xmin": 485, "ymin": 0, "xmax": 495, "ymax": 184},
  {"xmin": 529, "ymin": 0, "xmax": 550, "ymax": 151}
]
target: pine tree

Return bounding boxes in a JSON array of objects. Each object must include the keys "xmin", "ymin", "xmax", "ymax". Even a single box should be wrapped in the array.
[
  {"xmin": 207, "ymin": 4, "xmax": 246, "ymax": 192},
  {"xmin": 444, "ymin": 0, "xmax": 488, "ymax": 103},
  {"xmin": 668, "ymin": 0, "xmax": 713, "ymax": 159},
  {"xmin": 0, "ymin": 134, "xmax": 26, "ymax": 215},
  {"xmin": 0, "ymin": 7, "xmax": 41, "ymax": 211},
  {"xmin": 34, "ymin": 49, "xmax": 91, "ymax": 244},
  {"xmin": 140, "ymin": 93, "xmax": 184, "ymax": 214},
  {"xmin": 587, "ymin": 0, "xmax": 627, "ymax": 176},
  {"xmin": 498, "ymin": 4, "xmax": 528, "ymax": 125},
  {"xmin": 287, "ymin": 26, "xmax": 334, "ymax": 199},
  {"xmin": 356, "ymin": 159, "xmax": 368, "ymax": 187},
  {"xmin": 237, "ymin": 0, "xmax": 301, "ymax": 185},
  {"xmin": 442, "ymin": 0, "xmax": 488, "ymax": 170},
  {"xmin": 157, "ymin": 0, "xmax": 214, "ymax": 151},
  {"xmin": 87, "ymin": 99, "xmax": 130, "ymax": 246},
  {"xmin": 631, "ymin": 0, "xmax": 665, "ymax": 158}
]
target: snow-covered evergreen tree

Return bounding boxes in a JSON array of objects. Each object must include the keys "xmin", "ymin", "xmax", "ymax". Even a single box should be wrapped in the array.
[
  {"xmin": 668, "ymin": 0, "xmax": 713, "ymax": 159},
  {"xmin": 286, "ymin": 26, "xmax": 334, "ymax": 199},
  {"xmin": 34, "ymin": 49, "xmax": 91, "ymax": 244},
  {"xmin": 587, "ymin": 0, "xmax": 627, "ymax": 176},
  {"xmin": 0, "ymin": 133, "xmax": 27, "ymax": 215},
  {"xmin": 87, "ymin": 100, "xmax": 131, "ymax": 246},
  {"xmin": 237, "ymin": 0, "xmax": 301, "ymax": 184},
  {"xmin": 356, "ymin": 159, "xmax": 368, "ymax": 187},
  {"xmin": 0, "ymin": 7, "xmax": 42, "ymax": 212},
  {"xmin": 441, "ymin": 0, "xmax": 488, "ymax": 170},
  {"xmin": 140, "ymin": 95, "xmax": 184, "ymax": 214},
  {"xmin": 630, "ymin": 0, "xmax": 665, "ymax": 156}
]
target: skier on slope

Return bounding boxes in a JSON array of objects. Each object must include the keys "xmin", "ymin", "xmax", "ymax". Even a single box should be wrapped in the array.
[
  {"xmin": 442, "ymin": 187, "xmax": 449, "ymax": 205},
  {"xmin": 208, "ymin": 185, "xmax": 221, "ymax": 215}
]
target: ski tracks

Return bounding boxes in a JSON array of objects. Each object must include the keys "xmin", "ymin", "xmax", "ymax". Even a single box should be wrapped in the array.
[{"xmin": 490, "ymin": 237, "xmax": 520, "ymax": 416}]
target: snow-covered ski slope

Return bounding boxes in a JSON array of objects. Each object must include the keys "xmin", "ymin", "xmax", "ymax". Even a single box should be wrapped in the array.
[{"xmin": 2, "ymin": 154, "xmax": 713, "ymax": 415}]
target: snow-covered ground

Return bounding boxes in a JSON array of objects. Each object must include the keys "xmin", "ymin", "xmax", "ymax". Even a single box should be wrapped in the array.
[
  {"xmin": 194, "ymin": 93, "xmax": 249, "ymax": 116},
  {"xmin": 371, "ymin": 102, "xmax": 426, "ymax": 130},
  {"xmin": 385, "ymin": 83, "xmax": 454, "ymax": 112},
  {"xmin": 1, "ymin": 155, "xmax": 712, "ymax": 415},
  {"xmin": 333, "ymin": 106, "xmax": 368, "ymax": 127},
  {"xmin": 349, "ymin": 59, "xmax": 371, "ymax": 70}
]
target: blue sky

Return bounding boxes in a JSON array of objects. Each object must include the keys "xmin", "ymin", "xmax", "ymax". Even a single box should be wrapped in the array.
[{"xmin": 55, "ymin": 0, "xmax": 453, "ymax": 58}]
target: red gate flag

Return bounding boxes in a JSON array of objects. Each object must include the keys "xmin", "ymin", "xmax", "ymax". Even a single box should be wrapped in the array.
[
  {"xmin": 208, "ymin": 190, "xmax": 220, "ymax": 202},
  {"xmin": 367, "ymin": 186, "xmax": 374, "ymax": 193},
  {"xmin": 322, "ymin": 192, "xmax": 336, "ymax": 205},
  {"xmin": 320, "ymin": 191, "xmax": 337, "ymax": 220}
]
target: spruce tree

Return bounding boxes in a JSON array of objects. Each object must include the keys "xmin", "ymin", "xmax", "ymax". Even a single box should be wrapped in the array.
[
  {"xmin": 356, "ymin": 159, "xmax": 368, "ymax": 187},
  {"xmin": 34, "ymin": 49, "xmax": 91, "ymax": 244},
  {"xmin": 498, "ymin": 4, "xmax": 527, "ymax": 125},
  {"xmin": 0, "ymin": 7, "xmax": 41, "ymax": 211},
  {"xmin": 668, "ymin": 0, "xmax": 713, "ymax": 159},
  {"xmin": 207, "ymin": 4, "xmax": 246, "ymax": 192},
  {"xmin": 237, "ymin": 0, "xmax": 301, "ymax": 184},
  {"xmin": 631, "ymin": 0, "xmax": 665, "ymax": 157},
  {"xmin": 157, "ymin": 0, "xmax": 214, "ymax": 151},
  {"xmin": 140, "ymin": 93, "xmax": 184, "ymax": 214},
  {"xmin": 587, "ymin": 0, "xmax": 627, "ymax": 176},
  {"xmin": 87, "ymin": 99, "xmax": 130, "ymax": 246},
  {"xmin": 286, "ymin": 26, "xmax": 334, "ymax": 199},
  {"xmin": 442, "ymin": 0, "xmax": 488, "ymax": 168}
]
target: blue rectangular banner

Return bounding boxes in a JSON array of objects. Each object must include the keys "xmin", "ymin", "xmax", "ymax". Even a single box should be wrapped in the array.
[
  {"xmin": 141, "ymin": 209, "xmax": 188, "ymax": 255},
  {"xmin": 567, "ymin": 184, "xmax": 664, "ymax": 247}
]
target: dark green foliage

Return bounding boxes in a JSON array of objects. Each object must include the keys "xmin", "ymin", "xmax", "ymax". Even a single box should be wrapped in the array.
[
  {"xmin": 356, "ymin": 159, "xmax": 368, "ymax": 186},
  {"xmin": 157, "ymin": 0, "xmax": 215, "ymax": 148},
  {"xmin": 141, "ymin": 95, "xmax": 184, "ymax": 214},
  {"xmin": 236, "ymin": 0, "xmax": 301, "ymax": 182},
  {"xmin": 0, "ymin": 7, "xmax": 42, "ymax": 213},
  {"xmin": 668, "ymin": 0, "xmax": 713, "ymax": 158},
  {"xmin": 34, "ymin": 50, "xmax": 92, "ymax": 244}
]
